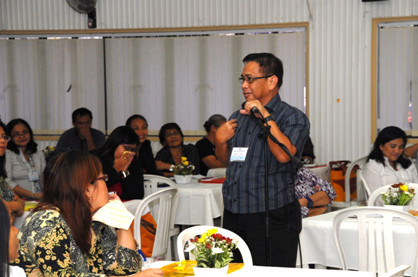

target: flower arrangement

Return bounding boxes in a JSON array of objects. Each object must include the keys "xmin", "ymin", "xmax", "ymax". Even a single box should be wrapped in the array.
[
  {"xmin": 42, "ymin": 146, "xmax": 55, "ymax": 158},
  {"xmin": 186, "ymin": 228, "xmax": 237, "ymax": 268},
  {"xmin": 173, "ymin": 156, "xmax": 195, "ymax": 176},
  {"xmin": 381, "ymin": 183, "xmax": 415, "ymax": 206}
]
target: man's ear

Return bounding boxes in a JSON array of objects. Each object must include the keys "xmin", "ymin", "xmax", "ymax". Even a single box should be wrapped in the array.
[{"xmin": 269, "ymin": 75, "xmax": 279, "ymax": 90}]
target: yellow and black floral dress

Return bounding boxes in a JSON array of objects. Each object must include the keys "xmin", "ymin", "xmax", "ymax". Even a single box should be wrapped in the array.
[{"xmin": 13, "ymin": 207, "xmax": 142, "ymax": 276}]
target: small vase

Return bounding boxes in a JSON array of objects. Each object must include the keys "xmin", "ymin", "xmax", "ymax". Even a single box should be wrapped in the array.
[
  {"xmin": 174, "ymin": 174, "xmax": 193, "ymax": 184},
  {"xmin": 384, "ymin": 204, "xmax": 410, "ymax": 212},
  {"xmin": 193, "ymin": 265, "xmax": 229, "ymax": 277}
]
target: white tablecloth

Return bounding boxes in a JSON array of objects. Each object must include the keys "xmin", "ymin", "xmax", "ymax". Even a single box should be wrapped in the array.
[
  {"xmin": 174, "ymin": 182, "xmax": 223, "ymax": 225},
  {"xmin": 123, "ymin": 181, "xmax": 223, "ymax": 226},
  {"xmin": 149, "ymin": 261, "xmax": 374, "ymax": 276},
  {"xmin": 298, "ymin": 209, "xmax": 417, "ymax": 275}
]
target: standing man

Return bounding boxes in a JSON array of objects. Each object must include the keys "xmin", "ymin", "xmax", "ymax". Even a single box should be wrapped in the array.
[
  {"xmin": 53, "ymin": 107, "xmax": 106, "ymax": 155},
  {"xmin": 215, "ymin": 53, "xmax": 310, "ymax": 267}
]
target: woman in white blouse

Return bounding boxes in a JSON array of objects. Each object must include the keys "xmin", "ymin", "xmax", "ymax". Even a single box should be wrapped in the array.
[
  {"xmin": 363, "ymin": 126, "xmax": 418, "ymax": 200},
  {"xmin": 5, "ymin": 119, "xmax": 45, "ymax": 199}
]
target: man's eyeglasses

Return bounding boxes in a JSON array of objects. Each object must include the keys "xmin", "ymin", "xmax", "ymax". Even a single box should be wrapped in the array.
[
  {"xmin": 238, "ymin": 75, "xmax": 273, "ymax": 85},
  {"xmin": 92, "ymin": 174, "xmax": 108, "ymax": 184},
  {"xmin": 11, "ymin": 130, "xmax": 30, "ymax": 138},
  {"xmin": 123, "ymin": 144, "xmax": 137, "ymax": 152},
  {"xmin": 0, "ymin": 135, "xmax": 11, "ymax": 141}
]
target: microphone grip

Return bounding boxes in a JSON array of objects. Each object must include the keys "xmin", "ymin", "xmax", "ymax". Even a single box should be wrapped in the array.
[
  {"xmin": 242, "ymin": 102, "xmax": 259, "ymax": 114},
  {"xmin": 251, "ymin": 107, "xmax": 260, "ymax": 114}
]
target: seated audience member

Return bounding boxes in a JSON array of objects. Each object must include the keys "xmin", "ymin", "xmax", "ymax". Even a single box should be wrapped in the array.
[
  {"xmin": 0, "ymin": 200, "xmax": 26, "ymax": 277},
  {"xmin": 295, "ymin": 167, "xmax": 336, "ymax": 218},
  {"xmin": 93, "ymin": 126, "xmax": 144, "ymax": 200},
  {"xmin": 52, "ymin": 107, "xmax": 106, "ymax": 156},
  {"xmin": 13, "ymin": 150, "xmax": 162, "ymax": 276},
  {"xmin": 6, "ymin": 119, "xmax": 45, "ymax": 199},
  {"xmin": 155, "ymin": 123, "xmax": 199, "ymax": 177},
  {"xmin": 126, "ymin": 114, "xmax": 157, "ymax": 174},
  {"xmin": 0, "ymin": 120, "xmax": 24, "ymax": 224},
  {"xmin": 196, "ymin": 114, "xmax": 226, "ymax": 176},
  {"xmin": 363, "ymin": 126, "xmax": 418, "ymax": 203},
  {"xmin": 301, "ymin": 136, "xmax": 315, "ymax": 164}
]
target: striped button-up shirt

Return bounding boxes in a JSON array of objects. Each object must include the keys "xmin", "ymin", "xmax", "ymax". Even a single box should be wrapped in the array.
[{"xmin": 223, "ymin": 94, "xmax": 310, "ymax": 214}]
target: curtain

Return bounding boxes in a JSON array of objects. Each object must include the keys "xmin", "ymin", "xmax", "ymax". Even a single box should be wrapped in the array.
[
  {"xmin": 378, "ymin": 26, "xmax": 418, "ymax": 133},
  {"xmin": 0, "ymin": 30, "xmax": 306, "ymax": 135},
  {"xmin": 105, "ymin": 31, "xmax": 306, "ymax": 133}
]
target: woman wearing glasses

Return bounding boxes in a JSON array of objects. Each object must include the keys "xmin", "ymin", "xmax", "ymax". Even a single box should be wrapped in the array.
[
  {"xmin": 13, "ymin": 150, "xmax": 162, "ymax": 276},
  {"xmin": 93, "ymin": 126, "xmax": 144, "ymax": 200},
  {"xmin": 155, "ymin": 122, "xmax": 199, "ymax": 177},
  {"xmin": 5, "ymin": 118, "xmax": 45, "ymax": 199},
  {"xmin": 0, "ymin": 120, "xmax": 25, "ymax": 224}
]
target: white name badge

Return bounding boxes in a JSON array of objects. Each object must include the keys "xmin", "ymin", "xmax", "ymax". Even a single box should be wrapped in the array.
[
  {"xmin": 28, "ymin": 171, "xmax": 39, "ymax": 182},
  {"xmin": 230, "ymin": 147, "xmax": 248, "ymax": 162}
]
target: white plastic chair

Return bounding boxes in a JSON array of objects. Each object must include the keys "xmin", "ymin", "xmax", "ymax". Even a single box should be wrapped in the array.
[
  {"xmin": 206, "ymin": 168, "xmax": 227, "ymax": 177},
  {"xmin": 333, "ymin": 206, "xmax": 418, "ymax": 277},
  {"xmin": 143, "ymin": 174, "xmax": 177, "ymax": 197},
  {"xmin": 133, "ymin": 188, "xmax": 178, "ymax": 259},
  {"xmin": 143, "ymin": 174, "xmax": 179, "ymax": 259},
  {"xmin": 359, "ymin": 170, "xmax": 371, "ymax": 200},
  {"xmin": 332, "ymin": 156, "xmax": 368, "ymax": 209},
  {"xmin": 367, "ymin": 183, "xmax": 418, "ymax": 208},
  {"xmin": 177, "ymin": 225, "xmax": 253, "ymax": 267}
]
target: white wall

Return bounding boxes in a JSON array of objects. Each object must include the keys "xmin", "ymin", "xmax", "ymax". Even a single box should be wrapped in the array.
[{"xmin": 1, "ymin": 0, "xmax": 418, "ymax": 164}]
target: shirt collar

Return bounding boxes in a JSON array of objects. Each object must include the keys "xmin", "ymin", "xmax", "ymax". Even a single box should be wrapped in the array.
[{"xmin": 264, "ymin": 93, "xmax": 282, "ymax": 114}]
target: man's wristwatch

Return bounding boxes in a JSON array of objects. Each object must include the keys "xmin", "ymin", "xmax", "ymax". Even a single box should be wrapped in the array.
[
  {"xmin": 264, "ymin": 114, "xmax": 275, "ymax": 123},
  {"xmin": 169, "ymin": 164, "xmax": 175, "ymax": 172},
  {"xmin": 305, "ymin": 196, "xmax": 314, "ymax": 208}
]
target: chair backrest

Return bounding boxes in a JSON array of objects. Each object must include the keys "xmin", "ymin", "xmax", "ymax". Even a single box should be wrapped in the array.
[
  {"xmin": 143, "ymin": 174, "xmax": 177, "ymax": 197},
  {"xmin": 359, "ymin": 170, "xmax": 371, "ymax": 200},
  {"xmin": 206, "ymin": 168, "xmax": 227, "ymax": 177},
  {"xmin": 133, "ymin": 187, "xmax": 178, "ymax": 258},
  {"xmin": 333, "ymin": 206, "xmax": 418, "ymax": 276},
  {"xmin": 368, "ymin": 183, "xmax": 418, "ymax": 208},
  {"xmin": 344, "ymin": 156, "xmax": 368, "ymax": 203},
  {"xmin": 177, "ymin": 225, "xmax": 253, "ymax": 267}
]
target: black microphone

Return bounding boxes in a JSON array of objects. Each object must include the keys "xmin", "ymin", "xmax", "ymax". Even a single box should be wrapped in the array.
[{"xmin": 241, "ymin": 102, "xmax": 260, "ymax": 115}]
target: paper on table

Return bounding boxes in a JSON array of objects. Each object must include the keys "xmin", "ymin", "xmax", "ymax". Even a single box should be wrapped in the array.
[{"xmin": 92, "ymin": 199, "xmax": 134, "ymax": 230}]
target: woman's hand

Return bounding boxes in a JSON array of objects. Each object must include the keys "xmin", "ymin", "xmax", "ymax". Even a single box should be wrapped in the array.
[
  {"xmin": 114, "ymin": 151, "xmax": 135, "ymax": 173},
  {"xmin": 14, "ymin": 194, "xmax": 25, "ymax": 216},
  {"xmin": 137, "ymin": 268, "xmax": 164, "ymax": 276}
]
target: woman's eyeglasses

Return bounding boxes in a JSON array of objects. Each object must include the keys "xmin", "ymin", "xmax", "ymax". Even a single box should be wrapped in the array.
[
  {"xmin": 92, "ymin": 174, "xmax": 108, "ymax": 184},
  {"xmin": 11, "ymin": 130, "xmax": 30, "ymax": 138},
  {"xmin": 122, "ymin": 144, "xmax": 137, "ymax": 152},
  {"xmin": 0, "ymin": 135, "xmax": 11, "ymax": 141},
  {"xmin": 165, "ymin": 131, "xmax": 180, "ymax": 138}
]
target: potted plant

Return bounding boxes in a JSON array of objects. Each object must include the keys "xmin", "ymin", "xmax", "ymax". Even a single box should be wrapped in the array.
[
  {"xmin": 381, "ymin": 183, "xmax": 415, "ymax": 212},
  {"xmin": 186, "ymin": 228, "xmax": 237, "ymax": 277},
  {"xmin": 173, "ymin": 156, "xmax": 195, "ymax": 183}
]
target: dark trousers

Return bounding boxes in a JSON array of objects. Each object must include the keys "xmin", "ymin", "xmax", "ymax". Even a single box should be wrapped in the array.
[{"xmin": 223, "ymin": 200, "xmax": 302, "ymax": 267}]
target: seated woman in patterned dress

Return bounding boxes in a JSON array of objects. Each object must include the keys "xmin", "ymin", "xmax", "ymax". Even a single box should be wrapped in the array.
[{"xmin": 12, "ymin": 150, "xmax": 162, "ymax": 277}]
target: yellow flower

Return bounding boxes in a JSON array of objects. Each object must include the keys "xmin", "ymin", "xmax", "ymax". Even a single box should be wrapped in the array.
[
  {"xmin": 207, "ymin": 228, "xmax": 218, "ymax": 236},
  {"xmin": 400, "ymin": 184, "xmax": 408, "ymax": 192},
  {"xmin": 199, "ymin": 234, "xmax": 207, "ymax": 243},
  {"xmin": 181, "ymin": 157, "xmax": 188, "ymax": 162},
  {"xmin": 183, "ymin": 161, "xmax": 189, "ymax": 166}
]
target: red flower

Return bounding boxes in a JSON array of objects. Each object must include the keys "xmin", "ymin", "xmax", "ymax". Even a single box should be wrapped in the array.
[{"xmin": 206, "ymin": 243, "xmax": 211, "ymax": 249}]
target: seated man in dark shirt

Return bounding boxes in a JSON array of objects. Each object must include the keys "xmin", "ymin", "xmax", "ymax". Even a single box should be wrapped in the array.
[{"xmin": 51, "ymin": 108, "xmax": 105, "ymax": 158}]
